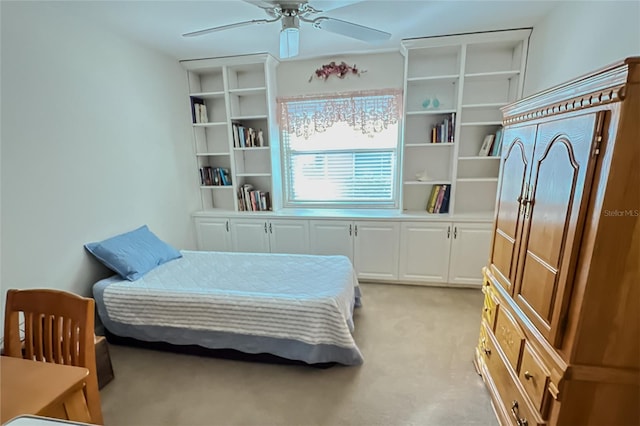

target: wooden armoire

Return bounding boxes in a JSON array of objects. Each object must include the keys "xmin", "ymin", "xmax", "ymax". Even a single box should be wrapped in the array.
[{"xmin": 475, "ymin": 57, "xmax": 639, "ymax": 426}]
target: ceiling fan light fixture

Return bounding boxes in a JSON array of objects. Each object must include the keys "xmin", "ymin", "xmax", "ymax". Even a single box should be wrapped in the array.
[
  {"xmin": 184, "ymin": 1, "xmax": 392, "ymax": 59},
  {"xmin": 280, "ymin": 14, "xmax": 300, "ymax": 59}
]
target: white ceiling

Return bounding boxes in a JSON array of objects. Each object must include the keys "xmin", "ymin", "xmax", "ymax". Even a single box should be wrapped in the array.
[{"xmin": 55, "ymin": 0, "xmax": 558, "ymax": 62}]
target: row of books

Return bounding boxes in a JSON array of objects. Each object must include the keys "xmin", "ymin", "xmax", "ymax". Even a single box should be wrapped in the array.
[
  {"xmin": 232, "ymin": 123, "xmax": 265, "ymax": 148},
  {"xmin": 430, "ymin": 113, "xmax": 456, "ymax": 143},
  {"xmin": 478, "ymin": 127, "xmax": 504, "ymax": 157},
  {"xmin": 191, "ymin": 97, "xmax": 209, "ymax": 124},
  {"xmin": 238, "ymin": 184, "xmax": 271, "ymax": 212},
  {"xmin": 427, "ymin": 184, "xmax": 451, "ymax": 214},
  {"xmin": 200, "ymin": 167, "xmax": 231, "ymax": 186}
]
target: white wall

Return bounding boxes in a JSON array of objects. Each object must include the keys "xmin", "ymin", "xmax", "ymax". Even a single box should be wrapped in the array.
[
  {"xmin": 525, "ymin": 0, "xmax": 640, "ymax": 95},
  {"xmin": 0, "ymin": 2, "xmax": 200, "ymax": 329},
  {"xmin": 277, "ymin": 51, "xmax": 404, "ymax": 97}
]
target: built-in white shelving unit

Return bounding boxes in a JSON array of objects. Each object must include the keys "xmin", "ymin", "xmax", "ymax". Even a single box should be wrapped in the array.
[
  {"xmin": 400, "ymin": 29, "xmax": 531, "ymax": 219},
  {"xmin": 181, "ymin": 54, "xmax": 279, "ymax": 212}
]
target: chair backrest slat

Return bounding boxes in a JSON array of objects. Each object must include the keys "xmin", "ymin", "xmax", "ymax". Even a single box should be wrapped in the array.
[
  {"xmin": 71, "ymin": 319, "xmax": 80, "ymax": 365},
  {"xmin": 23, "ymin": 311, "xmax": 34, "ymax": 360},
  {"xmin": 53, "ymin": 315, "xmax": 63, "ymax": 364},
  {"xmin": 44, "ymin": 313, "xmax": 54, "ymax": 362},
  {"xmin": 34, "ymin": 312, "xmax": 45, "ymax": 361},
  {"xmin": 63, "ymin": 317, "xmax": 72, "ymax": 365}
]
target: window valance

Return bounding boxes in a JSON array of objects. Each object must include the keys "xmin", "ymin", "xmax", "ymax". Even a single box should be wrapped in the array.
[{"xmin": 277, "ymin": 89, "xmax": 403, "ymax": 139}]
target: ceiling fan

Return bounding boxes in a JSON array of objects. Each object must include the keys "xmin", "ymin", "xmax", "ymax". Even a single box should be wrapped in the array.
[{"xmin": 182, "ymin": 0, "xmax": 391, "ymax": 59}]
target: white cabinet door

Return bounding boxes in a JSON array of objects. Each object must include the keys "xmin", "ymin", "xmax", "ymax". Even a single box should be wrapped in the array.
[
  {"xmin": 399, "ymin": 222, "xmax": 452, "ymax": 283},
  {"xmin": 230, "ymin": 219, "xmax": 270, "ymax": 253},
  {"xmin": 269, "ymin": 219, "xmax": 309, "ymax": 254},
  {"xmin": 194, "ymin": 218, "xmax": 232, "ymax": 252},
  {"xmin": 354, "ymin": 221, "xmax": 400, "ymax": 281},
  {"xmin": 309, "ymin": 220, "xmax": 354, "ymax": 263},
  {"xmin": 448, "ymin": 222, "xmax": 492, "ymax": 286}
]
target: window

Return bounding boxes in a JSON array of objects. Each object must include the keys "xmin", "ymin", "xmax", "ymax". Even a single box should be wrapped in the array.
[{"xmin": 278, "ymin": 90, "xmax": 402, "ymax": 209}]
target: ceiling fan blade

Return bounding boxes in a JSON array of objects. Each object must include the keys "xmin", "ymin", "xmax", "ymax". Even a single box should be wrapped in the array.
[
  {"xmin": 183, "ymin": 19, "xmax": 273, "ymax": 38},
  {"xmin": 313, "ymin": 17, "xmax": 391, "ymax": 43}
]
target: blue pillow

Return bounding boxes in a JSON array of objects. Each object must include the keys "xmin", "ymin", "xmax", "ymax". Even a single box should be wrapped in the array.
[{"xmin": 85, "ymin": 225, "xmax": 182, "ymax": 281}]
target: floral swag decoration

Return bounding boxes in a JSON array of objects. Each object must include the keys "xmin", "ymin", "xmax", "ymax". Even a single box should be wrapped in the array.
[
  {"xmin": 308, "ymin": 61, "xmax": 366, "ymax": 82},
  {"xmin": 277, "ymin": 89, "xmax": 403, "ymax": 139}
]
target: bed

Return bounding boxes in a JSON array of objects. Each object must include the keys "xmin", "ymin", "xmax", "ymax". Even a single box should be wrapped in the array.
[{"xmin": 92, "ymin": 250, "xmax": 363, "ymax": 366}]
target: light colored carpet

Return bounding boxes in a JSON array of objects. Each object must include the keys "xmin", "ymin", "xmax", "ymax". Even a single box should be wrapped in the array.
[{"xmin": 100, "ymin": 282, "xmax": 498, "ymax": 426}]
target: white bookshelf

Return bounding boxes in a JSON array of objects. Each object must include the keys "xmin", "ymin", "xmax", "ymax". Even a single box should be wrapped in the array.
[
  {"xmin": 400, "ymin": 30, "xmax": 530, "ymax": 218},
  {"xmin": 182, "ymin": 54, "xmax": 279, "ymax": 212}
]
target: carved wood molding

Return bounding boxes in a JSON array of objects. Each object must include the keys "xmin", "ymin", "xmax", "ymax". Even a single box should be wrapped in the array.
[
  {"xmin": 502, "ymin": 58, "xmax": 637, "ymax": 125},
  {"xmin": 503, "ymin": 85, "xmax": 626, "ymax": 125}
]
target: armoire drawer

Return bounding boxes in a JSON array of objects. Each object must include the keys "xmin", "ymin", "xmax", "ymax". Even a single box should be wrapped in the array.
[
  {"xmin": 518, "ymin": 342, "xmax": 551, "ymax": 416},
  {"xmin": 495, "ymin": 307, "xmax": 525, "ymax": 371},
  {"xmin": 482, "ymin": 285, "xmax": 500, "ymax": 331},
  {"xmin": 484, "ymin": 324, "xmax": 545, "ymax": 426},
  {"xmin": 478, "ymin": 322, "xmax": 492, "ymax": 362}
]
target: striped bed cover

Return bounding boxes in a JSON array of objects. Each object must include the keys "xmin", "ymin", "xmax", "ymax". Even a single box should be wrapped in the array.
[{"xmin": 93, "ymin": 250, "xmax": 363, "ymax": 365}]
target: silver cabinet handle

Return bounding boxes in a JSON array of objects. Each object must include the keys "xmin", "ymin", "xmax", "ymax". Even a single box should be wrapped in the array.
[
  {"xmin": 264, "ymin": 222, "xmax": 268, "ymax": 233},
  {"xmin": 447, "ymin": 226, "xmax": 451, "ymax": 238},
  {"xmin": 349, "ymin": 224, "xmax": 352, "ymax": 236},
  {"xmin": 354, "ymin": 225, "xmax": 358, "ymax": 237},
  {"xmin": 269, "ymin": 223, "xmax": 272, "ymax": 234},
  {"xmin": 454, "ymin": 227, "xmax": 457, "ymax": 239},
  {"xmin": 225, "ymin": 221, "xmax": 229, "ymax": 232}
]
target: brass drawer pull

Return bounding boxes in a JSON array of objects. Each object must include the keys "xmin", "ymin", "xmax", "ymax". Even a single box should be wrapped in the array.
[
  {"xmin": 479, "ymin": 337, "xmax": 491, "ymax": 356},
  {"xmin": 511, "ymin": 400, "xmax": 528, "ymax": 426},
  {"xmin": 523, "ymin": 371, "xmax": 533, "ymax": 380}
]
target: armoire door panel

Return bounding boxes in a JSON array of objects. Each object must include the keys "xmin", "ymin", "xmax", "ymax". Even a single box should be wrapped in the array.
[
  {"xmin": 490, "ymin": 124, "xmax": 537, "ymax": 294},
  {"xmin": 491, "ymin": 230, "xmax": 517, "ymax": 284},
  {"xmin": 518, "ymin": 253, "xmax": 557, "ymax": 332},
  {"xmin": 526, "ymin": 140, "xmax": 582, "ymax": 266},
  {"xmin": 514, "ymin": 112, "xmax": 600, "ymax": 345}
]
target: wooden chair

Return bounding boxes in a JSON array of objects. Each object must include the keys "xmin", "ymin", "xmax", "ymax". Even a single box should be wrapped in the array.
[{"xmin": 4, "ymin": 289, "xmax": 104, "ymax": 425}]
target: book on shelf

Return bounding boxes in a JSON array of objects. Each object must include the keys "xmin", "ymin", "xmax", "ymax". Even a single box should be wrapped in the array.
[
  {"xmin": 232, "ymin": 123, "xmax": 240, "ymax": 148},
  {"xmin": 433, "ymin": 185, "xmax": 446, "ymax": 213},
  {"xmin": 429, "ymin": 113, "xmax": 456, "ymax": 143},
  {"xmin": 260, "ymin": 192, "xmax": 269, "ymax": 210},
  {"xmin": 478, "ymin": 134, "xmax": 495, "ymax": 156},
  {"xmin": 238, "ymin": 124, "xmax": 246, "ymax": 147},
  {"xmin": 248, "ymin": 127, "xmax": 256, "ymax": 147},
  {"xmin": 199, "ymin": 167, "xmax": 231, "ymax": 186},
  {"xmin": 427, "ymin": 185, "xmax": 441, "ymax": 213},
  {"xmin": 257, "ymin": 129, "xmax": 265, "ymax": 147},
  {"xmin": 435, "ymin": 185, "xmax": 450, "ymax": 213},
  {"xmin": 199, "ymin": 104, "xmax": 208, "ymax": 123},
  {"xmin": 232, "ymin": 123, "xmax": 266, "ymax": 148},
  {"xmin": 439, "ymin": 185, "xmax": 451, "ymax": 214},
  {"xmin": 426, "ymin": 184, "xmax": 450, "ymax": 213},
  {"xmin": 237, "ymin": 184, "xmax": 271, "ymax": 211},
  {"xmin": 190, "ymin": 97, "xmax": 205, "ymax": 124},
  {"xmin": 490, "ymin": 127, "xmax": 504, "ymax": 157},
  {"xmin": 219, "ymin": 168, "xmax": 231, "ymax": 186}
]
